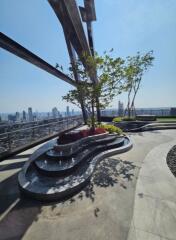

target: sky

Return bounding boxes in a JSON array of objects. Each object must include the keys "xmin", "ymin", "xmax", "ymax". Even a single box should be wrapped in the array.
[{"xmin": 0, "ymin": 0, "xmax": 176, "ymax": 113}]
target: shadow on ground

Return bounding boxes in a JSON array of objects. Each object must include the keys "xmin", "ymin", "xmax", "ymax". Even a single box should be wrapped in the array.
[
  {"xmin": 0, "ymin": 170, "xmax": 43, "ymax": 240},
  {"xmin": 0, "ymin": 157, "xmax": 136, "ymax": 239},
  {"xmin": 0, "ymin": 161, "xmax": 26, "ymax": 172},
  {"xmin": 63, "ymin": 157, "xmax": 136, "ymax": 204},
  {"xmin": 7, "ymin": 154, "xmax": 32, "ymax": 160}
]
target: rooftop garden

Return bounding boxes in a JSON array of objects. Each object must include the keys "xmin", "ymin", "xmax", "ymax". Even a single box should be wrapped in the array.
[{"xmin": 62, "ymin": 50, "xmax": 154, "ymax": 132}]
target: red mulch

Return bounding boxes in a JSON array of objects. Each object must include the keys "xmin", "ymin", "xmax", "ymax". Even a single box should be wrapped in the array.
[{"xmin": 57, "ymin": 128, "xmax": 106, "ymax": 144}]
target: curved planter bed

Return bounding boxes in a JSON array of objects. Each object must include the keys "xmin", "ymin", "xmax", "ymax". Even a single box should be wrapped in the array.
[
  {"xmin": 115, "ymin": 122, "xmax": 176, "ymax": 132},
  {"xmin": 166, "ymin": 145, "xmax": 176, "ymax": 177},
  {"xmin": 18, "ymin": 133, "xmax": 132, "ymax": 201}
]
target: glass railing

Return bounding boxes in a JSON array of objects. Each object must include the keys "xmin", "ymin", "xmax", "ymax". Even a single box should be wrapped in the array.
[{"xmin": 0, "ymin": 116, "xmax": 83, "ymax": 159}]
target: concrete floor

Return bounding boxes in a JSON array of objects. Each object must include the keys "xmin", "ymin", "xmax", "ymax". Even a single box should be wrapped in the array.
[{"xmin": 0, "ymin": 130, "xmax": 176, "ymax": 240}]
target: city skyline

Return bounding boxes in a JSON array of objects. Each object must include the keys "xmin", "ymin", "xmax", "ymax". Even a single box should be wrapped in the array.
[
  {"xmin": 1, "ymin": 0, "xmax": 176, "ymax": 112},
  {"xmin": 0, "ymin": 105, "xmax": 77, "ymax": 122}
]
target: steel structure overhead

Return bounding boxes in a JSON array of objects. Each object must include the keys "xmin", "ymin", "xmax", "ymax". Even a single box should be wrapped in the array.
[
  {"xmin": 48, "ymin": 0, "xmax": 99, "ymax": 123},
  {"xmin": 79, "ymin": 0, "xmax": 96, "ymax": 22},
  {"xmin": 48, "ymin": 0, "xmax": 92, "ymax": 69},
  {"xmin": 80, "ymin": 0, "xmax": 96, "ymax": 57},
  {"xmin": 1, "ymin": 0, "xmax": 101, "ymax": 122},
  {"xmin": 63, "ymin": 30, "xmax": 88, "ymax": 123},
  {"xmin": 0, "ymin": 32, "xmax": 76, "ymax": 86},
  {"xmin": 79, "ymin": 0, "xmax": 101, "ymax": 121}
]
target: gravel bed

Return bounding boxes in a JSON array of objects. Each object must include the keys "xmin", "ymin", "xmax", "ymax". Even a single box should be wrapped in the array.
[{"xmin": 167, "ymin": 145, "xmax": 176, "ymax": 177}]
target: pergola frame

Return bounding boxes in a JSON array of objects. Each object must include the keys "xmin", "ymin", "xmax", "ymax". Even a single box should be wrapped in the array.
[{"xmin": 0, "ymin": 0, "xmax": 100, "ymax": 123}]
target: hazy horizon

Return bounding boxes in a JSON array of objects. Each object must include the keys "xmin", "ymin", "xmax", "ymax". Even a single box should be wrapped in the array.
[
  {"xmin": 1, "ymin": 0, "xmax": 176, "ymax": 112},
  {"xmin": 0, "ymin": 107, "xmax": 173, "ymax": 115}
]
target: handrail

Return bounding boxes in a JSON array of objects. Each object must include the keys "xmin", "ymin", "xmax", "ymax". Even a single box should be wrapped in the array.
[
  {"xmin": 0, "ymin": 116, "xmax": 83, "ymax": 159},
  {"xmin": 0, "ymin": 116, "xmax": 81, "ymax": 137}
]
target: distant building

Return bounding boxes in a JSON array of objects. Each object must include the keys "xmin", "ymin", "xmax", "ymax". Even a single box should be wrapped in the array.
[
  {"xmin": 15, "ymin": 112, "xmax": 20, "ymax": 122},
  {"xmin": 28, "ymin": 107, "xmax": 33, "ymax": 122},
  {"xmin": 66, "ymin": 106, "xmax": 70, "ymax": 116},
  {"xmin": 35, "ymin": 111, "xmax": 39, "ymax": 120},
  {"xmin": 170, "ymin": 108, "xmax": 176, "ymax": 116},
  {"xmin": 22, "ymin": 110, "xmax": 26, "ymax": 121},
  {"xmin": 52, "ymin": 107, "xmax": 58, "ymax": 119},
  {"xmin": 58, "ymin": 111, "xmax": 62, "ymax": 117},
  {"xmin": 71, "ymin": 109, "xmax": 74, "ymax": 116},
  {"xmin": 118, "ymin": 101, "xmax": 124, "ymax": 117},
  {"xmin": 8, "ymin": 114, "xmax": 16, "ymax": 122}
]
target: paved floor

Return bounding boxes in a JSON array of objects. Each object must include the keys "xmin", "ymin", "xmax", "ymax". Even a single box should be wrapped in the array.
[
  {"xmin": 0, "ymin": 130, "xmax": 176, "ymax": 240},
  {"xmin": 127, "ymin": 130, "xmax": 176, "ymax": 240}
]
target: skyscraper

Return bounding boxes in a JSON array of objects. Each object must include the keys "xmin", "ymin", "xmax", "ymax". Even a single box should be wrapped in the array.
[
  {"xmin": 66, "ymin": 106, "xmax": 70, "ymax": 117},
  {"xmin": 52, "ymin": 107, "xmax": 58, "ymax": 119},
  {"xmin": 15, "ymin": 112, "xmax": 20, "ymax": 122},
  {"xmin": 22, "ymin": 110, "xmax": 26, "ymax": 121},
  {"xmin": 28, "ymin": 107, "xmax": 33, "ymax": 122}
]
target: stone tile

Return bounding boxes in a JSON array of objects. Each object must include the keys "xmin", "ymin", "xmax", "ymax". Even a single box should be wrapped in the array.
[
  {"xmin": 133, "ymin": 195, "xmax": 157, "ymax": 233},
  {"xmin": 154, "ymin": 200, "xmax": 176, "ymax": 240},
  {"xmin": 127, "ymin": 224, "xmax": 137, "ymax": 240},
  {"xmin": 127, "ymin": 223, "xmax": 161, "ymax": 240},
  {"xmin": 135, "ymin": 229, "xmax": 160, "ymax": 240},
  {"xmin": 136, "ymin": 175, "xmax": 176, "ymax": 203}
]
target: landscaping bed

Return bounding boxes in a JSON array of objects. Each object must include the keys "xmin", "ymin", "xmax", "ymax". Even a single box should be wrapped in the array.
[
  {"xmin": 57, "ymin": 128, "xmax": 106, "ymax": 144},
  {"xmin": 57, "ymin": 125, "xmax": 123, "ymax": 145},
  {"xmin": 167, "ymin": 145, "xmax": 176, "ymax": 177}
]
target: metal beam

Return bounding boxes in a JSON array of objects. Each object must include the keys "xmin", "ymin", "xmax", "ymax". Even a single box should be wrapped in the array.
[
  {"xmin": 80, "ymin": 0, "xmax": 101, "ymax": 121},
  {"xmin": 48, "ymin": 0, "xmax": 91, "ymax": 68},
  {"xmin": 64, "ymin": 30, "xmax": 88, "ymax": 124},
  {"xmin": 79, "ymin": 0, "xmax": 96, "ymax": 22},
  {"xmin": 0, "ymin": 32, "xmax": 76, "ymax": 86}
]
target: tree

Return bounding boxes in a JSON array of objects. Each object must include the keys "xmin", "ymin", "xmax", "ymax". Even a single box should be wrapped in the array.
[
  {"xmin": 63, "ymin": 51, "xmax": 125, "ymax": 130},
  {"xmin": 124, "ymin": 51, "xmax": 154, "ymax": 117}
]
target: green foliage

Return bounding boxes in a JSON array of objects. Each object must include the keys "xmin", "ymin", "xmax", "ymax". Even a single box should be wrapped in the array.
[
  {"xmin": 62, "ymin": 49, "xmax": 155, "ymax": 128},
  {"xmin": 112, "ymin": 117, "xmax": 122, "ymax": 123},
  {"xmin": 122, "ymin": 117, "xmax": 136, "ymax": 121},
  {"xmin": 98, "ymin": 124, "xmax": 123, "ymax": 135},
  {"xmin": 123, "ymin": 51, "xmax": 154, "ymax": 117},
  {"xmin": 112, "ymin": 116, "xmax": 136, "ymax": 122},
  {"xmin": 63, "ymin": 50, "xmax": 125, "ymax": 129},
  {"xmin": 87, "ymin": 117, "xmax": 97, "ymax": 127}
]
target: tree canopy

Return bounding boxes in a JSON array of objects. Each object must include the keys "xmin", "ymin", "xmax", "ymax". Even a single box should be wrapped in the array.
[{"xmin": 62, "ymin": 50, "xmax": 154, "ymax": 127}]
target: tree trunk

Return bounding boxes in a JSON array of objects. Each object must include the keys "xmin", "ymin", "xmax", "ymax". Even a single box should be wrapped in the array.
[
  {"xmin": 91, "ymin": 100, "xmax": 95, "ymax": 131},
  {"xmin": 130, "ymin": 80, "xmax": 140, "ymax": 117},
  {"xmin": 96, "ymin": 97, "xmax": 101, "ymax": 123},
  {"xmin": 127, "ymin": 88, "xmax": 132, "ymax": 118}
]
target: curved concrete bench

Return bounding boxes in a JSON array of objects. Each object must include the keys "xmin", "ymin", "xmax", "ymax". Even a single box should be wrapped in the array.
[
  {"xmin": 18, "ymin": 136, "xmax": 132, "ymax": 201},
  {"xmin": 53, "ymin": 132, "xmax": 109, "ymax": 152},
  {"xmin": 127, "ymin": 123, "xmax": 176, "ymax": 132},
  {"xmin": 46, "ymin": 134, "xmax": 117, "ymax": 160},
  {"xmin": 34, "ymin": 136, "xmax": 124, "ymax": 176}
]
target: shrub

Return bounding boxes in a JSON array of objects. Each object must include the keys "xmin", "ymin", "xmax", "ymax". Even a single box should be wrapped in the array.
[
  {"xmin": 112, "ymin": 117, "xmax": 122, "ymax": 123},
  {"xmin": 122, "ymin": 117, "xmax": 136, "ymax": 121},
  {"xmin": 99, "ymin": 124, "xmax": 123, "ymax": 135}
]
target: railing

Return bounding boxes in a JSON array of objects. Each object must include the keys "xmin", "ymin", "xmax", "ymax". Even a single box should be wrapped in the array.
[
  {"xmin": 0, "ymin": 116, "xmax": 83, "ymax": 160},
  {"xmin": 101, "ymin": 108, "xmax": 171, "ymax": 117}
]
